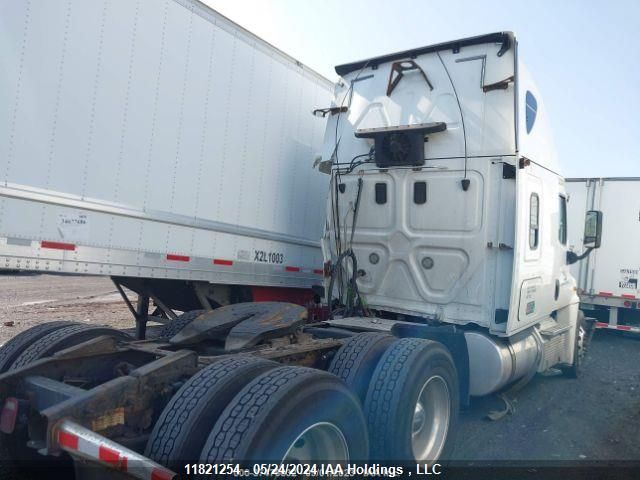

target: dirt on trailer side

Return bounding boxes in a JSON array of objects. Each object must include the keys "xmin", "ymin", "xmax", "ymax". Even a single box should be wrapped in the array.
[{"xmin": 0, "ymin": 273, "xmax": 135, "ymax": 346}]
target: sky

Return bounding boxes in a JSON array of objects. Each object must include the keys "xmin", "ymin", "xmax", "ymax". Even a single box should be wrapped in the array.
[{"xmin": 203, "ymin": 0, "xmax": 639, "ymax": 178}]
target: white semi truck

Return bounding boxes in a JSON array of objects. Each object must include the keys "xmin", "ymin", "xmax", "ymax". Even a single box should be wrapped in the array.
[
  {"xmin": 567, "ymin": 177, "xmax": 640, "ymax": 334},
  {"xmin": 0, "ymin": 5, "xmax": 602, "ymax": 478}
]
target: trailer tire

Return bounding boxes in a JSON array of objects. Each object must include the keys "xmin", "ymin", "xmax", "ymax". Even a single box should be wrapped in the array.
[
  {"xmin": 145, "ymin": 356, "xmax": 278, "ymax": 470},
  {"xmin": 0, "ymin": 321, "xmax": 80, "ymax": 373},
  {"xmin": 10, "ymin": 324, "xmax": 131, "ymax": 370},
  {"xmin": 364, "ymin": 338, "xmax": 458, "ymax": 462},
  {"xmin": 328, "ymin": 332, "xmax": 395, "ymax": 401},
  {"xmin": 159, "ymin": 309, "xmax": 205, "ymax": 338},
  {"xmin": 561, "ymin": 310, "xmax": 587, "ymax": 379},
  {"xmin": 199, "ymin": 366, "xmax": 368, "ymax": 464}
]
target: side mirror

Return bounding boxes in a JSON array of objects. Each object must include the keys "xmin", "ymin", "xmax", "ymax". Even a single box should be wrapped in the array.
[{"xmin": 584, "ymin": 210, "xmax": 603, "ymax": 249}]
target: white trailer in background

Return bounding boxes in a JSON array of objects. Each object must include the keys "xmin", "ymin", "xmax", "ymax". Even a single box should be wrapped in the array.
[
  {"xmin": 0, "ymin": 0, "xmax": 333, "ymax": 336},
  {"xmin": 567, "ymin": 177, "xmax": 640, "ymax": 334}
]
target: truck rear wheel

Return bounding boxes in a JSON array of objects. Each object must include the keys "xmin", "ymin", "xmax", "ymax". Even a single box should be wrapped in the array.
[
  {"xmin": 199, "ymin": 366, "xmax": 368, "ymax": 463},
  {"xmin": 0, "ymin": 323, "xmax": 90, "ymax": 478},
  {"xmin": 0, "ymin": 321, "xmax": 79, "ymax": 373},
  {"xmin": 364, "ymin": 338, "xmax": 458, "ymax": 462},
  {"xmin": 159, "ymin": 309, "xmax": 205, "ymax": 338},
  {"xmin": 9, "ymin": 324, "xmax": 131, "ymax": 370},
  {"xmin": 145, "ymin": 356, "xmax": 278, "ymax": 470},
  {"xmin": 328, "ymin": 332, "xmax": 395, "ymax": 401},
  {"xmin": 1, "ymin": 325, "xmax": 130, "ymax": 477}
]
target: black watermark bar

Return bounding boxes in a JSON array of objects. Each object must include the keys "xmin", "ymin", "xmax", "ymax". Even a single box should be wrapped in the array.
[{"xmin": 4, "ymin": 460, "xmax": 640, "ymax": 480}]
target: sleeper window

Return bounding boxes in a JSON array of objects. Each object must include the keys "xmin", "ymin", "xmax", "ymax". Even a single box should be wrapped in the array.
[
  {"xmin": 529, "ymin": 193, "xmax": 539, "ymax": 249},
  {"xmin": 558, "ymin": 195, "xmax": 567, "ymax": 245}
]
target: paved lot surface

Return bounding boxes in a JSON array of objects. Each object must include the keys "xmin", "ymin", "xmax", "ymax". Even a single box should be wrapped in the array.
[{"xmin": 1, "ymin": 273, "xmax": 639, "ymax": 463}]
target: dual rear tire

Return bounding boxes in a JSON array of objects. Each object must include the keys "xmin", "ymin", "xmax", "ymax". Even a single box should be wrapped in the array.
[
  {"xmin": 146, "ymin": 359, "xmax": 368, "ymax": 470},
  {"xmin": 0, "ymin": 322, "xmax": 132, "ymax": 479},
  {"xmin": 145, "ymin": 332, "xmax": 458, "ymax": 471},
  {"xmin": 363, "ymin": 337, "xmax": 458, "ymax": 461},
  {"xmin": 0, "ymin": 323, "xmax": 459, "ymax": 469},
  {"xmin": 329, "ymin": 333, "xmax": 458, "ymax": 462}
]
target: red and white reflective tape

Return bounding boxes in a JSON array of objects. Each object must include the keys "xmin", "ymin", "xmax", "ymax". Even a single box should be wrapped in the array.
[
  {"xmin": 41, "ymin": 240, "xmax": 76, "ymax": 251},
  {"xmin": 594, "ymin": 322, "xmax": 640, "ymax": 333},
  {"xmin": 166, "ymin": 254, "xmax": 189, "ymax": 262},
  {"xmin": 28, "ymin": 238, "xmax": 324, "ymax": 278},
  {"xmin": 55, "ymin": 419, "xmax": 175, "ymax": 480},
  {"xmin": 213, "ymin": 258, "xmax": 233, "ymax": 266}
]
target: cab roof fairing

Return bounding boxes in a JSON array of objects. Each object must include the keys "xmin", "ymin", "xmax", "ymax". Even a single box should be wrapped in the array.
[
  {"xmin": 334, "ymin": 32, "xmax": 515, "ymax": 77},
  {"xmin": 324, "ymin": 32, "xmax": 522, "ymax": 167},
  {"xmin": 516, "ymin": 61, "xmax": 562, "ymax": 176}
]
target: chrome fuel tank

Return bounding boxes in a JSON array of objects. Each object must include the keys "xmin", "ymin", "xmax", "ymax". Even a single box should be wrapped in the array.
[{"xmin": 465, "ymin": 330, "xmax": 540, "ymax": 396}]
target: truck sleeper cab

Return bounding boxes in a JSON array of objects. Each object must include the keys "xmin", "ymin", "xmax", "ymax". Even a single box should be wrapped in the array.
[{"xmin": 320, "ymin": 31, "xmax": 598, "ymax": 396}]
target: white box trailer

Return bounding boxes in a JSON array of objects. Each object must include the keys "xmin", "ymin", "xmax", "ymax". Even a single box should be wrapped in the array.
[
  {"xmin": 0, "ymin": 0, "xmax": 334, "ymax": 334},
  {"xmin": 567, "ymin": 177, "xmax": 640, "ymax": 334}
]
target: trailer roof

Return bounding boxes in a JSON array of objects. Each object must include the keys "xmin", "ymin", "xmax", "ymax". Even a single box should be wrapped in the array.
[
  {"xmin": 335, "ymin": 32, "xmax": 513, "ymax": 77},
  {"xmin": 183, "ymin": 0, "xmax": 334, "ymax": 87}
]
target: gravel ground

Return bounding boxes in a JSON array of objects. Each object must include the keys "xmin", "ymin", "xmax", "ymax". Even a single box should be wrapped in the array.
[
  {"xmin": 0, "ymin": 273, "xmax": 638, "ymax": 463},
  {"xmin": 453, "ymin": 329, "xmax": 640, "ymax": 462},
  {"xmin": 0, "ymin": 273, "xmax": 137, "ymax": 345}
]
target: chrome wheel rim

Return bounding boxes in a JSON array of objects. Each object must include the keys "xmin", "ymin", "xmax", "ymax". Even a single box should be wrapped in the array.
[
  {"xmin": 576, "ymin": 324, "xmax": 586, "ymax": 364},
  {"xmin": 411, "ymin": 375, "xmax": 450, "ymax": 461},
  {"xmin": 283, "ymin": 422, "xmax": 349, "ymax": 462}
]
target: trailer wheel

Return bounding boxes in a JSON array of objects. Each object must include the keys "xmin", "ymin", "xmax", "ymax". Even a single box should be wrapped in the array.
[
  {"xmin": 0, "ymin": 321, "xmax": 80, "ymax": 373},
  {"xmin": 159, "ymin": 309, "xmax": 205, "ymax": 338},
  {"xmin": 145, "ymin": 356, "xmax": 278, "ymax": 470},
  {"xmin": 364, "ymin": 338, "xmax": 458, "ymax": 462},
  {"xmin": 561, "ymin": 311, "xmax": 587, "ymax": 379},
  {"xmin": 328, "ymin": 332, "xmax": 395, "ymax": 401},
  {"xmin": 199, "ymin": 366, "xmax": 368, "ymax": 463},
  {"xmin": 9, "ymin": 324, "xmax": 131, "ymax": 370}
]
